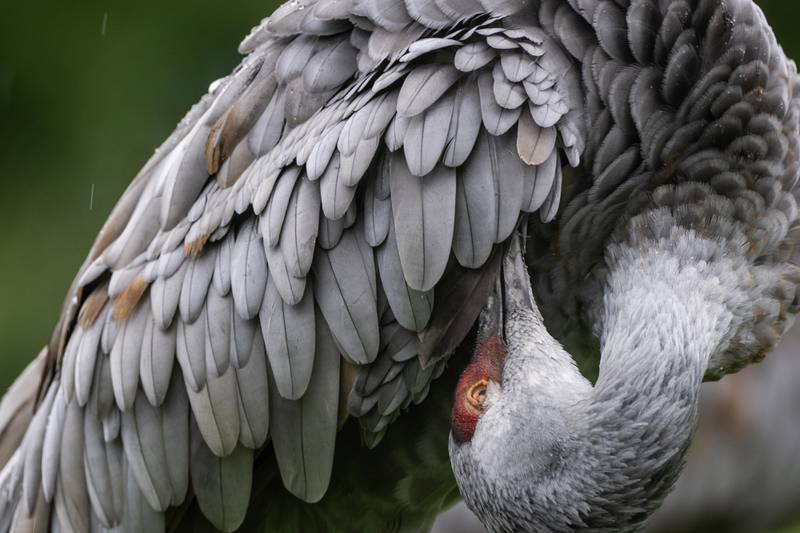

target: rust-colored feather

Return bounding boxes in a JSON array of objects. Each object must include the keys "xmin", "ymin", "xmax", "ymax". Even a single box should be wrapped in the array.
[
  {"xmin": 185, "ymin": 233, "xmax": 211, "ymax": 258},
  {"xmin": 205, "ymin": 114, "xmax": 227, "ymax": 174},
  {"xmin": 112, "ymin": 276, "xmax": 149, "ymax": 323},
  {"xmin": 78, "ymin": 286, "xmax": 109, "ymax": 328}
]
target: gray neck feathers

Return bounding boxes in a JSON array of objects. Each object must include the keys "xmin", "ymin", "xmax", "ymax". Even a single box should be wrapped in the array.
[
  {"xmin": 571, "ymin": 241, "xmax": 743, "ymax": 530},
  {"xmin": 455, "ymin": 233, "xmax": 751, "ymax": 533}
]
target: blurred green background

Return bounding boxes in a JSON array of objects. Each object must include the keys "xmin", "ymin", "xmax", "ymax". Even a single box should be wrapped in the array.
[{"xmin": 0, "ymin": 0, "xmax": 797, "ymax": 389}]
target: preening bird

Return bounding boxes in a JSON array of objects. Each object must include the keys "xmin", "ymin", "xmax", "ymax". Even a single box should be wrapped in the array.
[{"xmin": 1, "ymin": 0, "xmax": 799, "ymax": 531}]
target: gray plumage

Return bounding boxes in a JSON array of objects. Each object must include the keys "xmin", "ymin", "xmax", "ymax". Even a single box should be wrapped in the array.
[
  {"xmin": 235, "ymin": 333, "xmax": 270, "ymax": 449},
  {"xmin": 264, "ymin": 230, "xmax": 307, "ymax": 304},
  {"xmin": 120, "ymin": 390, "xmax": 174, "ymax": 511},
  {"xmin": 377, "ymin": 224, "xmax": 435, "ymax": 332},
  {"xmin": 269, "ymin": 314, "xmax": 339, "ymax": 503},
  {"xmin": 74, "ymin": 318, "xmax": 103, "ymax": 407},
  {"xmin": 397, "ymin": 64, "xmax": 461, "ymax": 118},
  {"xmin": 455, "ymin": 42, "xmax": 498, "ymax": 72},
  {"xmin": 517, "ymin": 110, "xmax": 557, "ymax": 165},
  {"xmin": 281, "ymin": 175, "xmax": 321, "ymax": 278},
  {"xmin": 139, "ymin": 315, "xmax": 177, "ymax": 407},
  {"xmin": 21, "ymin": 385, "xmax": 57, "ymax": 516},
  {"xmin": 150, "ymin": 262, "xmax": 186, "ymax": 329},
  {"xmin": 265, "ymin": 167, "xmax": 301, "ymax": 247},
  {"xmin": 190, "ymin": 428, "xmax": 253, "ymax": 532},
  {"xmin": 444, "ymin": 81, "xmax": 482, "ymax": 167},
  {"xmin": 453, "ymin": 179, "xmax": 492, "ymax": 267},
  {"xmin": 389, "ymin": 153, "xmax": 456, "ymax": 291},
  {"xmin": 262, "ymin": 280, "xmax": 316, "ymax": 400},
  {"xmin": 83, "ymin": 410, "xmax": 123, "ymax": 527},
  {"xmin": 478, "ymin": 69, "xmax": 522, "ymax": 135},
  {"xmin": 404, "ymin": 93, "xmax": 455, "ymax": 176},
  {"xmin": 186, "ymin": 364, "xmax": 240, "ymax": 458},
  {"xmin": 204, "ymin": 283, "xmax": 232, "ymax": 378},
  {"xmin": 362, "ymin": 179, "xmax": 392, "ymax": 247},
  {"xmin": 2, "ymin": 0, "xmax": 800, "ymax": 531},
  {"xmin": 179, "ymin": 249, "xmax": 216, "ymax": 324},
  {"xmin": 110, "ymin": 303, "xmax": 148, "ymax": 411},
  {"xmin": 160, "ymin": 124, "xmax": 212, "ymax": 230},
  {"xmin": 231, "ymin": 219, "xmax": 268, "ymax": 320},
  {"xmin": 176, "ymin": 313, "xmax": 207, "ymax": 392},
  {"xmin": 319, "ymin": 153, "xmax": 358, "ymax": 220},
  {"xmin": 313, "ymin": 231, "xmax": 379, "ymax": 364},
  {"xmin": 55, "ymin": 401, "xmax": 88, "ymax": 532}
]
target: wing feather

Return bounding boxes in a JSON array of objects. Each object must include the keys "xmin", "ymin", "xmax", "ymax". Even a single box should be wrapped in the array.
[
  {"xmin": 139, "ymin": 315, "xmax": 176, "ymax": 407},
  {"xmin": 403, "ymin": 93, "xmax": 456, "ymax": 177},
  {"xmin": 21, "ymin": 385, "xmax": 57, "ymax": 516},
  {"xmin": 363, "ymin": 179, "xmax": 392, "ymax": 247},
  {"xmin": 313, "ymin": 231, "xmax": 380, "ymax": 364},
  {"xmin": 262, "ymin": 280, "xmax": 316, "ymax": 400},
  {"xmin": 265, "ymin": 166, "xmax": 301, "ymax": 247},
  {"xmin": 231, "ymin": 219, "xmax": 269, "ymax": 320},
  {"xmin": 377, "ymin": 224, "xmax": 434, "ymax": 331},
  {"xmin": 120, "ymin": 390, "xmax": 173, "ymax": 511},
  {"xmin": 235, "ymin": 333, "xmax": 269, "ymax": 449},
  {"xmin": 444, "ymin": 80, "xmax": 482, "ymax": 167},
  {"xmin": 186, "ymin": 364, "xmax": 240, "ymax": 458},
  {"xmin": 269, "ymin": 313, "xmax": 339, "ymax": 503},
  {"xmin": 190, "ymin": 426, "xmax": 253, "ymax": 532},
  {"xmin": 388, "ymin": 153, "xmax": 456, "ymax": 292},
  {"xmin": 176, "ymin": 311, "xmax": 207, "ymax": 393},
  {"xmin": 55, "ymin": 401, "xmax": 89, "ymax": 533},
  {"xmin": 397, "ymin": 64, "xmax": 461, "ymax": 117},
  {"xmin": 83, "ymin": 412, "xmax": 123, "ymax": 526},
  {"xmin": 110, "ymin": 302, "xmax": 148, "ymax": 411},
  {"xmin": 281, "ymin": 175, "xmax": 321, "ymax": 278}
]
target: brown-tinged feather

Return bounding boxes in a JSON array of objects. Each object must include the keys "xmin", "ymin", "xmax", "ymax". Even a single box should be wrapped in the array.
[
  {"xmin": 205, "ymin": 113, "xmax": 227, "ymax": 174},
  {"xmin": 78, "ymin": 286, "xmax": 109, "ymax": 329},
  {"xmin": 185, "ymin": 233, "xmax": 211, "ymax": 258},
  {"xmin": 112, "ymin": 276, "xmax": 149, "ymax": 323},
  {"xmin": 206, "ymin": 71, "xmax": 276, "ymax": 176}
]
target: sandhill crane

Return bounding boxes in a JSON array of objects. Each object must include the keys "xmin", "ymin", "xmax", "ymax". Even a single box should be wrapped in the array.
[{"xmin": 1, "ymin": 0, "xmax": 799, "ymax": 531}]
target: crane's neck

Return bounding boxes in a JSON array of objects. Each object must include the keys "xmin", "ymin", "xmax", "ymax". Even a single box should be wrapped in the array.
[
  {"xmin": 454, "ymin": 232, "xmax": 752, "ymax": 532},
  {"xmin": 568, "ymin": 241, "xmax": 743, "ymax": 528}
]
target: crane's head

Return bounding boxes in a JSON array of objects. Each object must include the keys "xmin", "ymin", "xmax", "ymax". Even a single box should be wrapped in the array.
[{"xmin": 449, "ymin": 235, "xmax": 592, "ymax": 531}]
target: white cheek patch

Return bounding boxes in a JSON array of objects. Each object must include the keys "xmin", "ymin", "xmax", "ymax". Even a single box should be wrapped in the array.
[{"xmin": 484, "ymin": 380, "xmax": 502, "ymax": 410}]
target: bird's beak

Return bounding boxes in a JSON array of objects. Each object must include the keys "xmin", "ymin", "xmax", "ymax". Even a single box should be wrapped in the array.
[
  {"xmin": 477, "ymin": 278, "xmax": 504, "ymax": 344},
  {"xmin": 477, "ymin": 231, "xmax": 539, "ymax": 344},
  {"xmin": 500, "ymin": 231, "xmax": 541, "ymax": 334}
]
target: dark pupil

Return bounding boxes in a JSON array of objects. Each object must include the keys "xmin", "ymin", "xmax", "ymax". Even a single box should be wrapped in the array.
[{"xmin": 471, "ymin": 384, "xmax": 486, "ymax": 403}]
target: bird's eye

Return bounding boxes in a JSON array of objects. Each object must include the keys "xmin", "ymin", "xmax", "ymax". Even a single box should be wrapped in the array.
[{"xmin": 466, "ymin": 379, "xmax": 489, "ymax": 411}]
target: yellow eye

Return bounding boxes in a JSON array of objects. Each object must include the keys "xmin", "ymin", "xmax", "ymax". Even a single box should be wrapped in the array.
[{"xmin": 466, "ymin": 379, "xmax": 489, "ymax": 411}]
